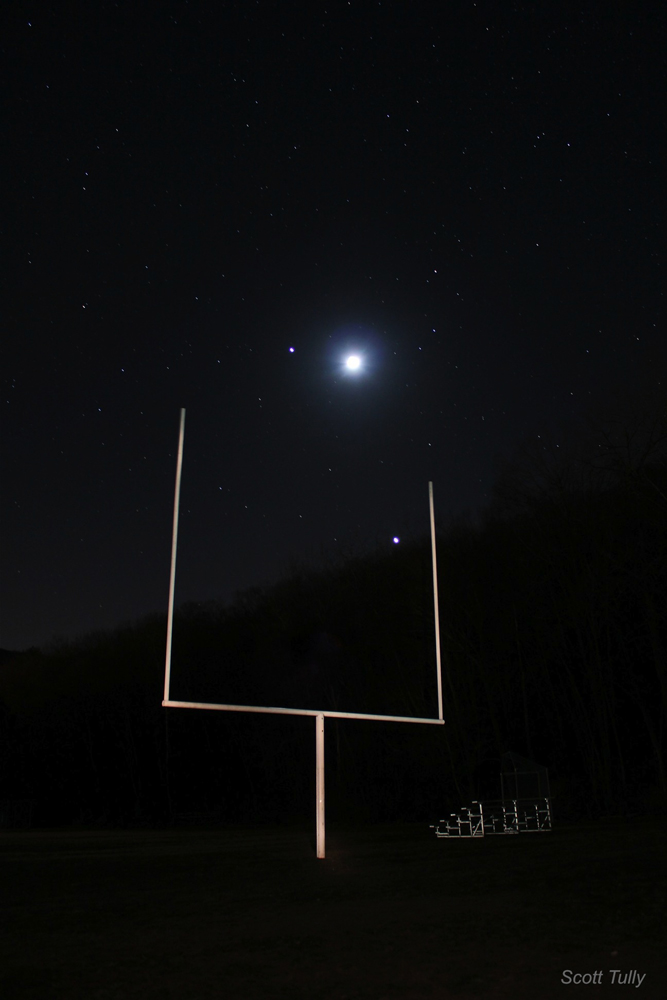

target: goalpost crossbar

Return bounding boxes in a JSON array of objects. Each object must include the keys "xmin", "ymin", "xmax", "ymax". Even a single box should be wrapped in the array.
[{"xmin": 163, "ymin": 699, "xmax": 444, "ymax": 725}]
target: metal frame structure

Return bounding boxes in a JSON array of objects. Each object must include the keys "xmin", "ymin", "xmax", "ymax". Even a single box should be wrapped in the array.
[
  {"xmin": 430, "ymin": 754, "xmax": 553, "ymax": 838},
  {"xmin": 430, "ymin": 797, "xmax": 552, "ymax": 838},
  {"xmin": 162, "ymin": 409, "xmax": 445, "ymax": 858}
]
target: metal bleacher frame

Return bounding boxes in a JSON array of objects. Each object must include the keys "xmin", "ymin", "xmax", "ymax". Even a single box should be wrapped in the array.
[{"xmin": 430, "ymin": 753, "xmax": 552, "ymax": 838}]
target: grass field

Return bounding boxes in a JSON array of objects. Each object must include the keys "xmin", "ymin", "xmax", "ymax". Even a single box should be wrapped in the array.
[{"xmin": 1, "ymin": 816, "xmax": 665, "ymax": 999}]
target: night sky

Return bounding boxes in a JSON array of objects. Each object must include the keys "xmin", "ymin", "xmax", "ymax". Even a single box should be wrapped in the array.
[{"xmin": 4, "ymin": 2, "xmax": 664, "ymax": 651}]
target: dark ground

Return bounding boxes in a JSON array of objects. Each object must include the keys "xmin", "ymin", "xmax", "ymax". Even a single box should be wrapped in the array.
[{"xmin": 1, "ymin": 817, "xmax": 665, "ymax": 999}]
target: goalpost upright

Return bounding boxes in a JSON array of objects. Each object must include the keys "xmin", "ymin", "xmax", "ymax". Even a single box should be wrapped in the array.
[
  {"xmin": 163, "ymin": 407, "xmax": 185, "ymax": 706},
  {"xmin": 162, "ymin": 408, "xmax": 445, "ymax": 858}
]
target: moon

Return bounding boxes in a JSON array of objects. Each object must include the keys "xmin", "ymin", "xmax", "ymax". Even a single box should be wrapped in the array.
[{"xmin": 345, "ymin": 355, "xmax": 361, "ymax": 371}]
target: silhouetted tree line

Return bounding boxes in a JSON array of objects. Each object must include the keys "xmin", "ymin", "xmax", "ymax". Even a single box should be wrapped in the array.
[{"xmin": 1, "ymin": 392, "xmax": 666, "ymax": 827}]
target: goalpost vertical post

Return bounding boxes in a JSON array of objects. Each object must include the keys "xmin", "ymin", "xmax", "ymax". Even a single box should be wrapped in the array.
[
  {"xmin": 163, "ymin": 407, "xmax": 186, "ymax": 704},
  {"xmin": 429, "ymin": 481, "xmax": 444, "ymax": 721},
  {"xmin": 316, "ymin": 713, "xmax": 325, "ymax": 858}
]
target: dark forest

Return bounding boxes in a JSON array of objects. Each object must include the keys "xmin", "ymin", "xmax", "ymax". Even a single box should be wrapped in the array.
[{"xmin": 2, "ymin": 397, "xmax": 666, "ymax": 830}]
